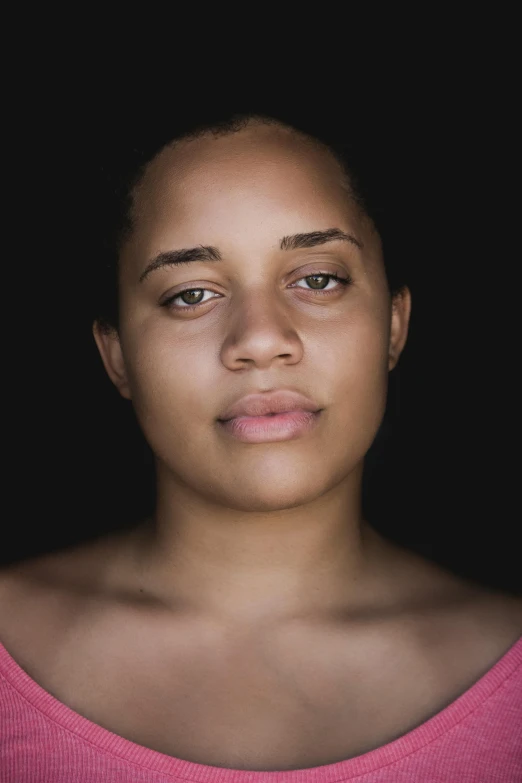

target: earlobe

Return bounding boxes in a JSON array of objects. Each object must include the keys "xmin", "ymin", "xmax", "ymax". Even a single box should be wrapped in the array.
[
  {"xmin": 388, "ymin": 287, "xmax": 412, "ymax": 371},
  {"xmin": 92, "ymin": 322, "xmax": 132, "ymax": 399}
]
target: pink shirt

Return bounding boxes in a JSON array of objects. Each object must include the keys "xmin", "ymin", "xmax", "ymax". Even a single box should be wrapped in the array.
[{"xmin": 1, "ymin": 635, "xmax": 521, "ymax": 782}]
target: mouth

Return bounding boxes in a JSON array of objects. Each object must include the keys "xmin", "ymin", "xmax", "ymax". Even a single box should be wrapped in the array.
[
  {"xmin": 217, "ymin": 409, "xmax": 323, "ymax": 443},
  {"xmin": 217, "ymin": 390, "xmax": 321, "ymax": 422},
  {"xmin": 220, "ymin": 411, "xmax": 288, "ymax": 422}
]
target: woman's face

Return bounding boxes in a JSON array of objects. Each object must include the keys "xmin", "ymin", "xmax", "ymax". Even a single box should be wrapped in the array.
[{"xmin": 95, "ymin": 123, "xmax": 410, "ymax": 513}]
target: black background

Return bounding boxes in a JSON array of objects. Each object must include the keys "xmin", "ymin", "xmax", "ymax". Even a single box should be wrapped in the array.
[{"xmin": 3, "ymin": 59, "xmax": 520, "ymax": 595}]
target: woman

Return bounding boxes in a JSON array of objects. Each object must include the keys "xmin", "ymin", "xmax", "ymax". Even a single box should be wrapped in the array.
[{"xmin": 1, "ymin": 112, "xmax": 521, "ymax": 780}]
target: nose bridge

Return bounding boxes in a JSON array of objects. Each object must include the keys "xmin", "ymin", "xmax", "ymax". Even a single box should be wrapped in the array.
[
  {"xmin": 221, "ymin": 279, "xmax": 302, "ymax": 367},
  {"xmin": 238, "ymin": 278, "xmax": 288, "ymax": 324}
]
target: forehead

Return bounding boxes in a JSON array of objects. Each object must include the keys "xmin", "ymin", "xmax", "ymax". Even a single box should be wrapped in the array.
[{"xmin": 126, "ymin": 124, "xmax": 369, "ymax": 261}]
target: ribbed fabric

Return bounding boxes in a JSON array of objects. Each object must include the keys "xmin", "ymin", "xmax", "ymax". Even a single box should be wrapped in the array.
[{"xmin": 1, "ymin": 635, "xmax": 521, "ymax": 783}]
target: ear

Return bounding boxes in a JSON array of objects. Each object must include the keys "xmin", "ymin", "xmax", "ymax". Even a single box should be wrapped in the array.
[
  {"xmin": 388, "ymin": 286, "xmax": 412, "ymax": 371},
  {"xmin": 92, "ymin": 321, "xmax": 132, "ymax": 399}
]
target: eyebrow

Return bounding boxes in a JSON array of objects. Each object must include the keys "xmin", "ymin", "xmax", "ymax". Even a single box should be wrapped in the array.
[{"xmin": 138, "ymin": 227, "xmax": 363, "ymax": 283}]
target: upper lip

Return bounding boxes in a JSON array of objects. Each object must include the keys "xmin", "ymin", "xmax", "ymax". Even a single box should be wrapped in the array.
[{"xmin": 218, "ymin": 390, "xmax": 322, "ymax": 421}]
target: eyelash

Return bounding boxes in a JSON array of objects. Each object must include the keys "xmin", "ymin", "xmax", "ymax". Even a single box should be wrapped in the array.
[{"xmin": 161, "ymin": 272, "xmax": 353, "ymax": 312}]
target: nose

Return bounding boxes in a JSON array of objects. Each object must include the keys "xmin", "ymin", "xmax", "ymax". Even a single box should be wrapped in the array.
[{"xmin": 219, "ymin": 287, "xmax": 304, "ymax": 371}]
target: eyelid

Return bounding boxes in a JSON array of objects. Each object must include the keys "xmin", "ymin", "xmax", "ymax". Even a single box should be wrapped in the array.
[
  {"xmin": 160, "ymin": 263, "xmax": 351, "ymax": 296},
  {"xmin": 158, "ymin": 281, "xmax": 222, "ymax": 307},
  {"xmin": 161, "ymin": 267, "xmax": 353, "ymax": 310}
]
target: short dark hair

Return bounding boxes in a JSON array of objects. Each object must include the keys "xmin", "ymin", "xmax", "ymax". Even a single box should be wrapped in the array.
[{"xmin": 92, "ymin": 111, "xmax": 408, "ymax": 334}]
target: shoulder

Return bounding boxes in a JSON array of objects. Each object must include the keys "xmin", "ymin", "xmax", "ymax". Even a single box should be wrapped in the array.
[
  {"xmin": 0, "ymin": 530, "xmax": 138, "ymax": 646},
  {"xmin": 461, "ymin": 584, "xmax": 522, "ymax": 650},
  {"xmin": 411, "ymin": 554, "xmax": 522, "ymax": 667},
  {"xmin": 0, "ymin": 526, "xmax": 141, "ymax": 596},
  {"xmin": 378, "ymin": 537, "xmax": 522, "ymax": 664}
]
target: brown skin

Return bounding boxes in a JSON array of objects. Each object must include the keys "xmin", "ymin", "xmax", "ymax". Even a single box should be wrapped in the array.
[{"xmin": 93, "ymin": 120, "xmax": 414, "ymax": 625}]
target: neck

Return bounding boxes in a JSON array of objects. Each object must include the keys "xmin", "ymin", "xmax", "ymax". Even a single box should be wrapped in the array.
[{"xmin": 125, "ymin": 462, "xmax": 401, "ymax": 626}]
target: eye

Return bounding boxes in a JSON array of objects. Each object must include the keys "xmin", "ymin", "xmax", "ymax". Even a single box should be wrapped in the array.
[
  {"xmin": 163, "ymin": 288, "xmax": 218, "ymax": 309},
  {"xmin": 161, "ymin": 271, "xmax": 353, "ymax": 312},
  {"xmin": 291, "ymin": 272, "xmax": 352, "ymax": 293}
]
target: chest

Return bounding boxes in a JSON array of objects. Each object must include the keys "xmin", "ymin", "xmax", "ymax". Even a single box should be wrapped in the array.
[
  {"xmin": 3, "ymin": 569, "xmax": 521, "ymax": 774},
  {"xmin": 10, "ymin": 613, "xmax": 499, "ymax": 772}
]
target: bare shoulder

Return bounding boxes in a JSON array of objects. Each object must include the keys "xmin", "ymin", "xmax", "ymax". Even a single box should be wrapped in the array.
[
  {"xmin": 390, "ymin": 542, "xmax": 522, "ymax": 663},
  {"xmin": 0, "ymin": 529, "xmax": 137, "ymax": 643},
  {"xmin": 432, "ymin": 580, "xmax": 522, "ymax": 686},
  {"xmin": 0, "ymin": 526, "xmax": 141, "ymax": 591},
  {"xmin": 463, "ymin": 583, "xmax": 522, "ymax": 645}
]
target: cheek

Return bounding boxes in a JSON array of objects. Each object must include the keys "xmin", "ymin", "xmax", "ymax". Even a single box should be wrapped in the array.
[
  {"xmin": 322, "ymin": 301, "xmax": 389, "ymax": 378},
  {"xmin": 122, "ymin": 325, "xmax": 217, "ymax": 429},
  {"xmin": 317, "ymin": 309, "xmax": 390, "ymax": 435}
]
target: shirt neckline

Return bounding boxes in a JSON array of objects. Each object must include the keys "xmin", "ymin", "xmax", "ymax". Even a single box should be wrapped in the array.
[{"xmin": 1, "ymin": 634, "xmax": 521, "ymax": 782}]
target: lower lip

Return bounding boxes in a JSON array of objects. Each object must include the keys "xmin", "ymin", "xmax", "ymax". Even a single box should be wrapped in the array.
[{"xmin": 218, "ymin": 410, "xmax": 322, "ymax": 443}]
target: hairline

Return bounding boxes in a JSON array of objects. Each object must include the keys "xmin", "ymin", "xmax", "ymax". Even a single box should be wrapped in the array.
[{"xmin": 122, "ymin": 115, "xmax": 367, "ymax": 249}]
